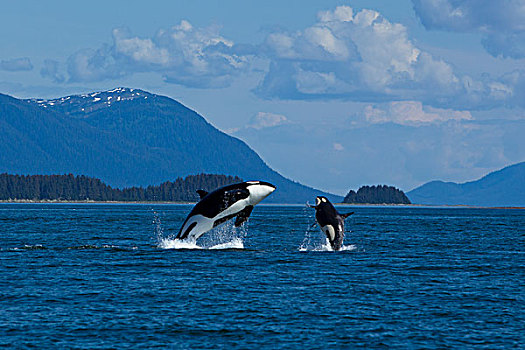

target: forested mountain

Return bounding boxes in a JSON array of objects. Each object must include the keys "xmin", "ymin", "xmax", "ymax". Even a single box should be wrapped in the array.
[
  {"xmin": 0, "ymin": 173, "xmax": 242, "ymax": 202},
  {"xmin": 0, "ymin": 89, "xmax": 341, "ymax": 203},
  {"xmin": 343, "ymin": 185, "xmax": 411, "ymax": 204},
  {"xmin": 408, "ymin": 162, "xmax": 525, "ymax": 206}
]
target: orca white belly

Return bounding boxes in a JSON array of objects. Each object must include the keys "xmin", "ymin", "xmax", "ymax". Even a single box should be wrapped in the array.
[{"xmin": 321, "ymin": 225, "xmax": 336, "ymax": 241}]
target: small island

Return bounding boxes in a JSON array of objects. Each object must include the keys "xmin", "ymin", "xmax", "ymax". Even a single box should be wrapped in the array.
[{"xmin": 343, "ymin": 185, "xmax": 411, "ymax": 204}]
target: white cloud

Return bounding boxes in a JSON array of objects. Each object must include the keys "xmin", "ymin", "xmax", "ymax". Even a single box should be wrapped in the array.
[
  {"xmin": 413, "ymin": 0, "xmax": 525, "ymax": 32},
  {"xmin": 304, "ymin": 26, "xmax": 350, "ymax": 60},
  {"xmin": 234, "ymin": 112, "xmax": 524, "ymax": 193},
  {"xmin": 40, "ymin": 59, "xmax": 65, "ymax": 83},
  {"xmin": 365, "ymin": 101, "xmax": 473, "ymax": 125},
  {"xmin": 254, "ymin": 5, "xmax": 525, "ymax": 110},
  {"xmin": 35, "ymin": 4, "xmax": 525, "ymax": 110},
  {"xmin": 113, "ymin": 29, "xmax": 169, "ymax": 65},
  {"xmin": 318, "ymin": 6, "xmax": 354, "ymax": 22},
  {"xmin": 63, "ymin": 21, "xmax": 249, "ymax": 88},
  {"xmin": 0, "ymin": 57, "xmax": 33, "ymax": 71},
  {"xmin": 256, "ymin": 6, "xmax": 463, "ymax": 103},
  {"xmin": 67, "ymin": 46, "xmax": 120, "ymax": 82},
  {"xmin": 333, "ymin": 143, "xmax": 344, "ymax": 151},
  {"xmin": 412, "ymin": 0, "xmax": 525, "ymax": 58},
  {"xmin": 247, "ymin": 112, "xmax": 289, "ymax": 130}
]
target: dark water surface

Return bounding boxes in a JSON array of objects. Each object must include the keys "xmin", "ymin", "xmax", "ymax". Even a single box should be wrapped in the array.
[{"xmin": 0, "ymin": 204, "xmax": 523, "ymax": 349}]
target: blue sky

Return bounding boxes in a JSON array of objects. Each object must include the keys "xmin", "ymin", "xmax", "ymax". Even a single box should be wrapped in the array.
[{"xmin": 1, "ymin": 0, "xmax": 524, "ymax": 194}]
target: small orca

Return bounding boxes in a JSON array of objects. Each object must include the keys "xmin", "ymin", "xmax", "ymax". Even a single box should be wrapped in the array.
[
  {"xmin": 176, "ymin": 181, "xmax": 276, "ymax": 241},
  {"xmin": 308, "ymin": 196, "xmax": 354, "ymax": 251}
]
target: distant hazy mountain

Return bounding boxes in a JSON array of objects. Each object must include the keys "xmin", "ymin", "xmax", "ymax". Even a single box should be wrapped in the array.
[
  {"xmin": 408, "ymin": 162, "xmax": 525, "ymax": 206},
  {"xmin": 0, "ymin": 88, "xmax": 341, "ymax": 203}
]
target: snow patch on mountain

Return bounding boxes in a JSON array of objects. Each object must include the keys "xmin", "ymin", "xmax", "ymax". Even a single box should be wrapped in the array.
[{"xmin": 26, "ymin": 87, "xmax": 150, "ymax": 112}]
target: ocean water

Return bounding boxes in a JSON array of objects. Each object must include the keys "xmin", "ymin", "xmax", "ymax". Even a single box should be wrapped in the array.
[{"xmin": 0, "ymin": 204, "xmax": 523, "ymax": 349}]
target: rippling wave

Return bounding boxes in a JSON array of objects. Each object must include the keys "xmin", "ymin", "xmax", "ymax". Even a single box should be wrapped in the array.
[{"xmin": 0, "ymin": 204, "xmax": 523, "ymax": 349}]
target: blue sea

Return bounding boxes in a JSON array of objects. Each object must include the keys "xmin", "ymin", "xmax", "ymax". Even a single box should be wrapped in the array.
[{"xmin": 1, "ymin": 204, "xmax": 523, "ymax": 349}]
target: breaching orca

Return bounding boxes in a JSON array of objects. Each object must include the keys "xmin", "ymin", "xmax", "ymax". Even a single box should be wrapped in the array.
[
  {"xmin": 308, "ymin": 196, "xmax": 354, "ymax": 251},
  {"xmin": 176, "ymin": 181, "xmax": 276, "ymax": 241}
]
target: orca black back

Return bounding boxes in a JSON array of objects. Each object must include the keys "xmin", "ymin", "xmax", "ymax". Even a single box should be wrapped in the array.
[
  {"xmin": 176, "ymin": 181, "xmax": 276, "ymax": 241},
  {"xmin": 189, "ymin": 183, "xmax": 251, "ymax": 219},
  {"xmin": 310, "ymin": 196, "xmax": 354, "ymax": 251},
  {"xmin": 315, "ymin": 200, "xmax": 340, "ymax": 228}
]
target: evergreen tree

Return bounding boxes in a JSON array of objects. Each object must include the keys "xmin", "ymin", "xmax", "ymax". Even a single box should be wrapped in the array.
[
  {"xmin": 0, "ymin": 173, "xmax": 242, "ymax": 202},
  {"xmin": 343, "ymin": 185, "xmax": 411, "ymax": 204}
]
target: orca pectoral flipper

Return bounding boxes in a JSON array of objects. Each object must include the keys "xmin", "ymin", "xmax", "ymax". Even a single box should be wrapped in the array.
[
  {"xmin": 213, "ymin": 213, "xmax": 238, "ymax": 228},
  {"xmin": 234, "ymin": 205, "xmax": 253, "ymax": 227},
  {"xmin": 306, "ymin": 201, "xmax": 317, "ymax": 209},
  {"xmin": 341, "ymin": 212, "xmax": 354, "ymax": 219}
]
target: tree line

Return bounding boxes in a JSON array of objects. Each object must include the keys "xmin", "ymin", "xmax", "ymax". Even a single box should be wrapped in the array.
[
  {"xmin": 343, "ymin": 185, "xmax": 411, "ymax": 204},
  {"xmin": 0, "ymin": 173, "xmax": 242, "ymax": 202}
]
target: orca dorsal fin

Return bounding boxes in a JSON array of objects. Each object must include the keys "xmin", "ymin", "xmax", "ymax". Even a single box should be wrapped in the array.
[
  {"xmin": 196, "ymin": 190, "xmax": 208, "ymax": 199},
  {"xmin": 341, "ymin": 212, "xmax": 354, "ymax": 219}
]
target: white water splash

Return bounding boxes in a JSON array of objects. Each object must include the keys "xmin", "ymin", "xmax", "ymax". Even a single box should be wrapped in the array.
[
  {"xmin": 158, "ymin": 238, "xmax": 202, "ymax": 250},
  {"xmin": 299, "ymin": 237, "xmax": 332, "ymax": 252},
  {"xmin": 200, "ymin": 220, "xmax": 248, "ymax": 247},
  {"xmin": 158, "ymin": 236, "xmax": 244, "ymax": 250},
  {"xmin": 299, "ymin": 206, "xmax": 319, "ymax": 251},
  {"xmin": 299, "ymin": 219, "xmax": 357, "ymax": 252},
  {"xmin": 299, "ymin": 219, "xmax": 328, "ymax": 251},
  {"xmin": 299, "ymin": 241, "xmax": 357, "ymax": 252},
  {"xmin": 209, "ymin": 237, "xmax": 244, "ymax": 250},
  {"xmin": 153, "ymin": 211, "xmax": 246, "ymax": 250},
  {"xmin": 152, "ymin": 210, "xmax": 166, "ymax": 243},
  {"xmin": 153, "ymin": 210, "xmax": 201, "ymax": 249},
  {"xmin": 9, "ymin": 244, "xmax": 45, "ymax": 251}
]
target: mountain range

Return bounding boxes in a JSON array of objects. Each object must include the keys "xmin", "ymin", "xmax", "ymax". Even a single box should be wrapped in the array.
[
  {"xmin": 0, "ymin": 88, "xmax": 341, "ymax": 203},
  {"xmin": 408, "ymin": 162, "xmax": 525, "ymax": 207}
]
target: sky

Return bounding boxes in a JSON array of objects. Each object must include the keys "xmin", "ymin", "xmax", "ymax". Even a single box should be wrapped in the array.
[{"xmin": 1, "ymin": 0, "xmax": 524, "ymax": 195}]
